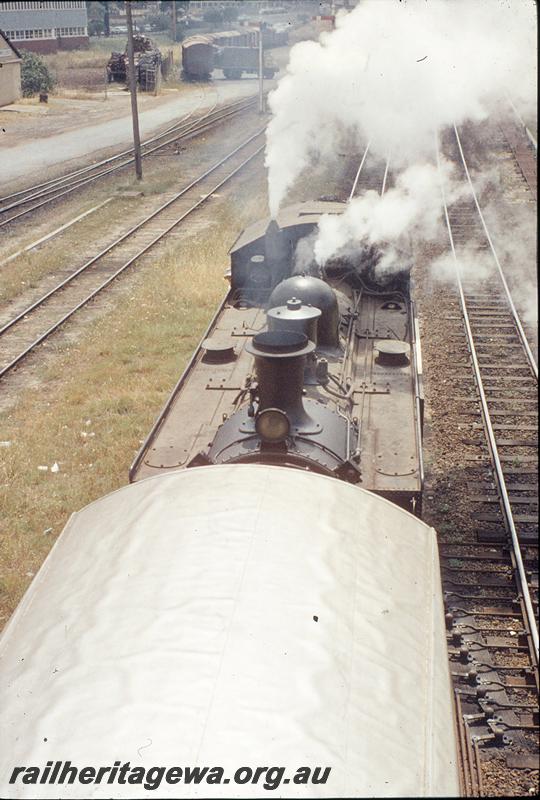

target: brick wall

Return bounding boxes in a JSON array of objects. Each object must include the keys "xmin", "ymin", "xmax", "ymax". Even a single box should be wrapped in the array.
[{"xmin": 12, "ymin": 35, "xmax": 88, "ymax": 54}]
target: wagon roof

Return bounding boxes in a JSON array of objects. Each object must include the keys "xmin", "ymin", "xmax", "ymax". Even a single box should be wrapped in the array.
[
  {"xmin": 182, "ymin": 34, "xmax": 214, "ymax": 46},
  {"xmin": 0, "ymin": 464, "xmax": 459, "ymax": 798}
]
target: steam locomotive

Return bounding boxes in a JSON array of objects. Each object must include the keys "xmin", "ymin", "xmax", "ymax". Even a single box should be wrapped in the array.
[
  {"xmin": 131, "ymin": 201, "xmax": 425, "ymax": 515},
  {"xmin": 0, "ymin": 203, "xmax": 460, "ymax": 798}
]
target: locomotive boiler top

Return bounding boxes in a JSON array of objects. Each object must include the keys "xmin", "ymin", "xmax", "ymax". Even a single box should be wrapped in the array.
[{"xmin": 0, "ymin": 465, "xmax": 459, "ymax": 798}]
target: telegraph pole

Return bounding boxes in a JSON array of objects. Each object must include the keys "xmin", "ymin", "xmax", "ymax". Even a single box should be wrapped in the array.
[
  {"xmin": 258, "ymin": 25, "xmax": 264, "ymax": 114},
  {"xmin": 171, "ymin": 1, "xmax": 177, "ymax": 42},
  {"xmin": 126, "ymin": 2, "xmax": 143, "ymax": 180}
]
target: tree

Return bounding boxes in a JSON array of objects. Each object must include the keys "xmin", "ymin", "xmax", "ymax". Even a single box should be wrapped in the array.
[
  {"xmin": 222, "ymin": 6, "xmax": 240, "ymax": 24},
  {"xmin": 88, "ymin": 17, "xmax": 105, "ymax": 36},
  {"xmin": 85, "ymin": 1, "xmax": 124, "ymax": 36},
  {"xmin": 146, "ymin": 13, "xmax": 170, "ymax": 32},
  {"xmin": 159, "ymin": 1, "xmax": 188, "ymax": 41},
  {"xmin": 160, "ymin": 1, "xmax": 189, "ymax": 15},
  {"xmin": 86, "ymin": 1, "xmax": 109, "ymax": 36},
  {"xmin": 20, "ymin": 51, "xmax": 55, "ymax": 97}
]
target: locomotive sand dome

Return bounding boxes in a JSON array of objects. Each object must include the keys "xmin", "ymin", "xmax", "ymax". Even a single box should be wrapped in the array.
[
  {"xmin": 0, "ymin": 466, "xmax": 460, "ymax": 798},
  {"xmin": 267, "ymin": 275, "xmax": 340, "ymax": 347}
]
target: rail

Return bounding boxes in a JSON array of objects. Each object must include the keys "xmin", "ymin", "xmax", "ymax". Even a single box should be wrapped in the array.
[
  {"xmin": 453, "ymin": 123, "xmax": 537, "ymax": 379},
  {"xmin": 0, "ymin": 129, "xmax": 266, "ymax": 380},
  {"xmin": 0, "ymin": 95, "xmax": 261, "ymax": 229},
  {"xmin": 435, "ymin": 132, "xmax": 539, "ymax": 662}
]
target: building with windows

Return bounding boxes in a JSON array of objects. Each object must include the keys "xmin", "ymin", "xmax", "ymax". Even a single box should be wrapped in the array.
[
  {"xmin": 188, "ymin": 1, "xmax": 286, "ymax": 12},
  {"xmin": 0, "ymin": 2, "xmax": 88, "ymax": 53},
  {"xmin": 0, "ymin": 27, "xmax": 21, "ymax": 106}
]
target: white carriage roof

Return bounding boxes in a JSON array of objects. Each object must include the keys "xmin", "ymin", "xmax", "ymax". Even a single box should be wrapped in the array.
[{"xmin": 0, "ymin": 465, "xmax": 459, "ymax": 798}]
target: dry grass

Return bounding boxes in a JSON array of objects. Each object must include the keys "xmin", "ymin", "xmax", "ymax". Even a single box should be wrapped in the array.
[
  {"xmin": 44, "ymin": 47, "xmax": 110, "ymax": 90},
  {"xmin": 54, "ymin": 87, "xmax": 109, "ymax": 100},
  {"xmin": 0, "ymin": 166, "xmax": 268, "ymax": 629},
  {"xmin": 0, "ymin": 158, "xmax": 203, "ymax": 306},
  {"xmin": 0, "ymin": 195, "xmax": 135, "ymax": 305},
  {"xmin": 43, "ymin": 38, "xmax": 123, "ymax": 73},
  {"xmin": 13, "ymin": 96, "xmax": 41, "ymax": 106}
]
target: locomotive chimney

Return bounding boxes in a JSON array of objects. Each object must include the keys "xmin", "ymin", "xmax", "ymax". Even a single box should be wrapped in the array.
[
  {"xmin": 246, "ymin": 331, "xmax": 315, "ymax": 427},
  {"xmin": 264, "ymin": 219, "xmax": 289, "ymax": 287},
  {"xmin": 267, "ymin": 299, "xmax": 321, "ymax": 385}
]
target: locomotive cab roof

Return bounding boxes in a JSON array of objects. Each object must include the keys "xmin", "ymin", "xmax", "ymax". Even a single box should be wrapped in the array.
[{"xmin": 229, "ymin": 201, "xmax": 345, "ymax": 255}]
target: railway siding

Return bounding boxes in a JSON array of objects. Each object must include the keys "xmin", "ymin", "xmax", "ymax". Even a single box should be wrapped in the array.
[
  {"xmin": 0, "ymin": 129, "xmax": 265, "ymax": 382},
  {"xmin": 0, "ymin": 95, "xmax": 259, "ymax": 229}
]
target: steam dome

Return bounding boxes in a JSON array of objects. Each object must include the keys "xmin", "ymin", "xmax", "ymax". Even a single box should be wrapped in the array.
[{"xmin": 268, "ymin": 276, "xmax": 339, "ymax": 348}]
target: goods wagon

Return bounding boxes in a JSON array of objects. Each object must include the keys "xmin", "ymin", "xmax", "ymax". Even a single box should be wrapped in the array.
[
  {"xmin": 182, "ymin": 31, "xmax": 277, "ymax": 81},
  {"xmin": 215, "ymin": 46, "xmax": 277, "ymax": 80},
  {"xmin": 181, "ymin": 34, "xmax": 214, "ymax": 81}
]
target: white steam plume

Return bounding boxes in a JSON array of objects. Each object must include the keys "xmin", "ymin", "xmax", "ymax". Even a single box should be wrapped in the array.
[
  {"xmin": 430, "ymin": 248, "xmax": 497, "ymax": 285},
  {"xmin": 265, "ymin": 0, "xmax": 537, "ymax": 219},
  {"xmin": 313, "ymin": 160, "xmax": 464, "ymax": 268}
]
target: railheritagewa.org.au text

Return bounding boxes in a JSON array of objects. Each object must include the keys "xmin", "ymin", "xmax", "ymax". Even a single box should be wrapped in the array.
[{"xmin": 10, "ymin": 761, "xmax": 331, "ymax": 792}]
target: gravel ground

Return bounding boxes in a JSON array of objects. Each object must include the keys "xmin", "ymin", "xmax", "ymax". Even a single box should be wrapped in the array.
[{"xmin": 413, "ymin": 116, "xmax": 537, "ymax": 795}]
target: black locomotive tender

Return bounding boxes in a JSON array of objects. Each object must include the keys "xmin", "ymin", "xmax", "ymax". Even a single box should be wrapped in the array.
[{"xmin": 131, "ymin": 201, "xmax": 424, "ymax": 514}]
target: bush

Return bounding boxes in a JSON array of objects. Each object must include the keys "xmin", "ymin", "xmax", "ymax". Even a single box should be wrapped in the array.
[
  {"xmin": 88, "ymin": 19, "xmax": 104, "ymax": 36},
  {"xmin": 20, "ymin": 51, "xmax": 55, "ymax": 97}
]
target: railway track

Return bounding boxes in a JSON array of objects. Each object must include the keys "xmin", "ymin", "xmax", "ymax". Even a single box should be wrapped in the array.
[
  {"xmin": 501, "ymin": 101, "xmax": 537, "ymax": 199},
  {"xmin": 435, "ymin": 124, "xmax": 538, "ymax": 794},
  {"xmin": 0, "ymin": 129, "xmax": 265, "ymax": 380},
  {"xmin": 0, "ymin": 94, "xmax": 259, "ymax": 229},
  {"xmin": 348, "ymin": 141, "xmax": 391, "ymax": 199}
]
